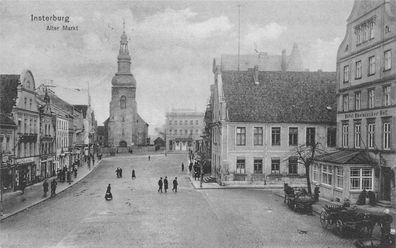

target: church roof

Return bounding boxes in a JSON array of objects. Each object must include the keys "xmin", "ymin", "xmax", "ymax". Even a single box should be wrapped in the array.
[{"xmin": 221, "ymin": 70, "xmax": 337, "ymax": 124}]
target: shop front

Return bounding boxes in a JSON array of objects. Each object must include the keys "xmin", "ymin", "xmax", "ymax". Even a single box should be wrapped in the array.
[{"xmin": 15, "ymin": 157, "xmax": 37, "ymax": 186}]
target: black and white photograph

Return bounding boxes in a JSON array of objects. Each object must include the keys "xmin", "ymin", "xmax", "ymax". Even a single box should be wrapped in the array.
[{"xmin": 0, "ymin": 0, "xmax": 395, "ymax": 247}]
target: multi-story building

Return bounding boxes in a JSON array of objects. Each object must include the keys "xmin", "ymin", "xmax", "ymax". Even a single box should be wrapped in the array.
[
  {"xmin": 210, "ymin": 65, "xmax": 337, "ymax": 185},
  {"xmin": 165, "ymin": 109, "xmax": 204, "ymax": 152},
  {"xmin": 313, "ymin": 0, "xmax": 396, "ymax": 206},
  {"xmin": 37, "ymin": 90, "xmax": 56, "ymax": 179},
  {"xmin": 0, "ymin": 75, "xmax": 18, "ymax": 191},
  {"xmin": 11, "ymin": 70, "xmax": 40, "ymax": 187}
]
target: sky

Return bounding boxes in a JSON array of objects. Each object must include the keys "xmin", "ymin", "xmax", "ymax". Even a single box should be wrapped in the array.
[{"xmin": 0, "ymin": 0, "xmax": 354, "ymax": 135}]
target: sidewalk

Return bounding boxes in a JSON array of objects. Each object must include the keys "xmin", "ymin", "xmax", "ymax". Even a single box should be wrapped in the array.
[{"xmin": 1, "ymin": 159, "xmax": 102, "ymax": 221}]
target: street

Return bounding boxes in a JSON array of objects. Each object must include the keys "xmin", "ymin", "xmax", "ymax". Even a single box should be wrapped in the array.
[{"xmin": 1, "ymin": 153, "xmax": 354, "ymax": 248}]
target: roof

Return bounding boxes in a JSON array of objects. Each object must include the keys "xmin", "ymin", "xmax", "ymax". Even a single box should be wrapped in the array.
[
  {"xmin": 0, "ymin": 74, "xmax": 20, "ymax": 114},
  {"xmin": 48, "ymin": 93, "xmax": 74, "ymax": 115},
  {"xmin": 74, "ymin": 105, "xmax": 88, "ymax": 118},
  {"xmin": 137, "ymin": 114, "xmax": 148, "ymax": 126},
  {"xmin": 221, "ymin": 70, "xmax": 337, "ymax": 124},
  {"xmin": 0, "ymin": 114, "xmax": 16, "ymax": 128},
  {"xmin": 314, "ymin": 150, "xmax": 377, "ymax": 165}
]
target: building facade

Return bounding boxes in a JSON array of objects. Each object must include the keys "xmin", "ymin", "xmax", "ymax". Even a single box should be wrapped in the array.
[
  {"xmin": 12, "ymin": 70, "xmax": 41, "ymax": 187},
  {"xmin": 210, "ymin": 66, "xmax": 337, "ymax": 185},
  {"xmin": 107, "ymin": 30, "xmax": 148, "ymax": 148},
  {"xmin": 165, "ymin": 109, "xmax": 204, "ymax": 152},
  {"xmin": 312, "ymin": 0, "xmax": 396, "ymax": 206}
]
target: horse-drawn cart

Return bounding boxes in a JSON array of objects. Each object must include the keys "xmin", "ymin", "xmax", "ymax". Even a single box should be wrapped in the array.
[{"xmin": 284, "ymin": 185, "xmax": 315, "ymax": 213}]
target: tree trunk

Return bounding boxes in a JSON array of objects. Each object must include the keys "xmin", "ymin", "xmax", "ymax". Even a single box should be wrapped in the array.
[{"xmin": 305, "ymin": 165, "xmax": 312, "ymax": 195}]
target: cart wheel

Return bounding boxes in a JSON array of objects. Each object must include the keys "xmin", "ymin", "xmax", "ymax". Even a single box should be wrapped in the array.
[
  {"xmin": 335, "ymin": 219, "xmax": 345, "ymax": 237},
  {"xmin": 320, "ymin": 210, "xmax": 329, "ymax": 229}
]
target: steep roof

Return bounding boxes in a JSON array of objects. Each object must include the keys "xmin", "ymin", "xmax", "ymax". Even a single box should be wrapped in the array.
[
  {"xmin": 221, "ymin": 70, "xmax": 337, "ymax": 124},
  {"xmin": 315, "ymin": 150, "xmax": 377, "ymax": 165},
  {"xmin": 48, "ymin": 93, "xmax": 74, "ymax": 116},
  {"xmin": 74, "ymin": 105, "xmax": 88, "ymax": 118},
  {"xmin": 137, "ymin": 113, "xmax": 148, "ymax": 126},
  {"xmin": 0, "ymin": 74, "xmax": 20, "ymax": 113},
  {"xmin": 0, "ymin": 114, "xmax": 16, "ymax": 128}
]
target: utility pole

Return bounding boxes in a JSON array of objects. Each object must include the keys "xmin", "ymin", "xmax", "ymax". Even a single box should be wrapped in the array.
[{"xmin": 237, "ymin": 4, "xmax": 241, "ymax": 72}]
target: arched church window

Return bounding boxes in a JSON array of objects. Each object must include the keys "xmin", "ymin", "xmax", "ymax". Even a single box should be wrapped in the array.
[{"xmin": 120, "ymin": 96, "xmax": 126, "ymax": 109}]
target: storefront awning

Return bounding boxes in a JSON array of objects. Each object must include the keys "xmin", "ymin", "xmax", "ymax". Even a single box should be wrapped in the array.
[{"xmin": 314, "ymin": 150, "xmax": 377, "ymax": 165}]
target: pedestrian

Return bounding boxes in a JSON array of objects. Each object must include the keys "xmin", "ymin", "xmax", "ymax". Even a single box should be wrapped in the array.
[
  {"xmin": 67, "ymin": 170, "xmax": 71, "ymax": 184},
  {"xmin": 120, "ymin": 168, "xmax": 123, "ymax": 177},
  {"xmin": 50, "ymin": 179, "xmax": 57, "ymax": 197},
  {"xmin": 73, "ymin": 167, "xmax": 77, "ymax": 178},
  {"xmin": 43, "ymin": 179, "xmax": 49, "ymax": 197},
  {"xmin": 172, "ymin": 177, "xmax": 178, "ymax": 192},
  {"xmin": 164, "ymin": 176, "xmax": 168, "ymax": 193},
  {"xmin": 148, "ymin": 155, "xmax": 150, "ymax": 161},
  {"xmin": 116, "ymin": 168, "xmax": 119, "ymax": 178},
  {"xmin": 189, "ymin": 163, "xmax": 192, "ymax": 173},
  {"xmin": 105, "ymin": 183, "xmax": 112, "ymax": 200},
  {"xmin": 132, "ymin": 169, "xmax": 136, "ymax": 179},
  {"xmin": 20, "ymin": 177, "xmax": 26, "ymax": 195},
  {"xmin": 181, "ymin": 162, "xmax": 184, "ymax": 172},
  {"xmin": 158, "ymin": 177, "xmax": 163, "ymax": 193}
]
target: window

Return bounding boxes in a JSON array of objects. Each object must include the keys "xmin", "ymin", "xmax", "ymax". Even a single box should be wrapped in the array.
[
  {"xmin": 312, "ymin": 164, "xmax": 319, "ymax": 182},
  {"xmin": 236, "ymin": 127, "xmax": 246, "ymax": 146},
  {"xmin": 271, "ymin": 158, "xmax": 280, "ymax": 174},
  {"xmin": 24, "ymin": 98, "xmax": 27, "ymax": 108},
  {"xmin": 384, "ymin": 50, "xmax": 392, "ymax": 71},
  {"xmin": 174, "ymin": 130, "xmax": 177, "ymax": 135},
  {"xmin": 384, "ymin": 85, "xmax": 391, "ymax": 106},
  {"xmin": 190, "ymin": 120, "xmax": 193, "ymax": 125},
  {"xmin": 120, "ymin": 96, "xmax": 126, "ymax": 109},
  {"xmin": 196, "ymin": 130, "xmax": 199, "ymax": 134},
  {"xmin": 184, "ymin": 120, "xmax": 188, "ymax": 125},
  {"xmin": 350, "ymin": 168, "xmax": 373, "ymax": 191},
  {"xmin": 254, "ymin": 159, "xmax": 263, "ymax": 174},
  {"xmin": 368, "ymin": 89, "xmax": 375, "ymax": 109},
  {"xmin": 306, "ymin": 127, "xmax": 316, "ymax": 146},
  {"xmin": 367, "ymin": 122, "xmax": 375, "ymax": 149},
  {"xmin": 343, "ymin": 94, "xmax": 349, "ymax": 112},
  {"xmin": 29, "ymin": 99, "xmax": 32, "ymax": 110},
  {"xmin": 355, "ymin": 91, "xmax": 361, "ymax": 110},
  {"xmin": 369, "ymin": 21, "xmax": 375, "ymax": 39},
  {"xmin": 385, "ymin": 25, "xmax": 391, "ymax": 33},
  {"xmin": 169, "ymin": 120, "xmax": 172, "ymax": 125},
  {"xmin": 383, "ymin": 121, "xmax": 391, "ymax": 150},
  {"xmin": 29, "ymin": 119, "xmax": 32, "ymax": 133},
  {"xmin": 196, "ymin": 120, "xmax": 199, "ymax": 125},
  {"xmin": 322, "ymin": 165, "xmax": 333, "ymax": 186},
  {"xmin": 185, "ymin": 130, "xmax": 188, "ymax": 135},
  {"xmin": 179, "ymin": 120, "xmax": 182, "ymax": 125},
  {"xmin": 335, "ymin": 166, "xmax": 343, "ymax": 188},
  {"xmin": 369, "ymin": 56, "xmax": 376, "ymax": 75},
  {"xmin": 342, "ymin": 123, "xmax": 349, "ymax": 148},
  {"xmin": 271, "ymin": 127, "xmax": 281, "ymax": 146},
  {"xmin": 253, "ymin": 127, "xmax": 263, "ymax": 146},
  {"xmin": 288, "ymin": 157, "xmax": 298, "ymax": 174},
  {"xmin": 236, "ymin": 158, "xmax": 246, "ymax": 174},
  {"xmin": 289, "ymin": 127, "xmax": 298, "ymax": 146},
  {"xmin": 343, "ymin": 65, "xmax": 349, "ymax": 83},
  {"xmin": 190, "ymin": 130, "xmax": 193, "ymax": 135},
  {"xmin": 354, "ymin": 122, "xmax": 361, "ymax": 148},
  {"xmin": 327, "ymin": 127, "xmax": 336, "ymax": 147},
  {"xmin": 355, "ymin": 61, "xmax": 362, "ymax": 79}
]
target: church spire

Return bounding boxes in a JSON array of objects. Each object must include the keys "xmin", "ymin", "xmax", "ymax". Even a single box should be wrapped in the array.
[{"xmin": 117, "ymin": 20, "xmax": 131, "ymax": 74}]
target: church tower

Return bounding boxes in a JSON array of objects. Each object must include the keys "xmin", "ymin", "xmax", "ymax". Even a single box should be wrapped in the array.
[{"xmin": 108, "ymin": 25, "xmax": 138, "ymax": 147}]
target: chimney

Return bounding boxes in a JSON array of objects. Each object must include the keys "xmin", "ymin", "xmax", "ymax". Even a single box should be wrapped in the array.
[
  {"xmin": 253, "ymin": 65, "xmax": 259, "ymax": 84},
  {"xmin": 281, "ymin": 49, "xmax": 287, "ymax": 72}
]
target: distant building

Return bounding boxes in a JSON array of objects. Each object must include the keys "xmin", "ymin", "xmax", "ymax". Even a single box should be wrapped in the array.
[
  {"xmin": 165, "ymin": 109, "xmax": 204, "ymax": 151},
  {"xmin": 153, "ymin": 137, "xmax": 165, "ymax": 150},
  {"xmin": 106, "ymin": 29, "xmax": 148, "ymax": 148},
  {"xmin": 96, "ymin": 126, "xmax": 105, "ymax": 147},
  {"xmin": 312, "ymin": 0, "xmax": 396, "ymax": 206},
  {"xmin": 216, "ymin": 43, "xmax": 303, "ymax": 72},
  {"xmin": 210, "ymin": 64, "xmax": 337, "ymax": 185}
]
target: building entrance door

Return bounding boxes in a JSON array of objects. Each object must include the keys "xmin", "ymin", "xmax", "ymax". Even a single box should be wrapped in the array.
[
  {"xmin": 119, "ymin": 140, "xmax": 127, "ymax": 147},
  {"xmin": 381, "ymin": 167, "xmax": 393, "ymax": 201}
]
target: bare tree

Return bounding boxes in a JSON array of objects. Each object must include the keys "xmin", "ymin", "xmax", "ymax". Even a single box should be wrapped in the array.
[{"xmin": 292, "ymin": 142, "xmax": 327, "ymax": 195}]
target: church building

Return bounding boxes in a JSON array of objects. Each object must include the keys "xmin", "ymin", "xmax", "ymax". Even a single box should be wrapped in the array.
[{"xmin": 106, "ymin": 28, "xmax": 148, "ymax": 148}]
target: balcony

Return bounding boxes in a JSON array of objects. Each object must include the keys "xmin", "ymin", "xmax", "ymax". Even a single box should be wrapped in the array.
[
  {"xmin": 18, "ymin": 133, "xmax": 38, "ymax": 143},
  {"xmin": 40, "ymin": 134, "xmax": 54, "ymax": 142}
]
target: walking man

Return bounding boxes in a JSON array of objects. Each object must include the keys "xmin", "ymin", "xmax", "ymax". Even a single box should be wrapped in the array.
[
  {"xmin": 50, "ymin": 179, "xmax": 57, "ymax": 197},
  {"xmin": 148, "ymin": 155, "xmax": 150, "ymax": 161},
  {"xmin": 132, "ymin": 169, "xmax": 136, "ymax": 179},
  {"xmin": 172, "ymin": 177, "xmax": 178, "ymax": 192},
  {"xmin": 181, "ymin": 162, "xmax": 184, "ymax": 172},
  {"xmin": 158, "ymin": 177, "xmax": 163, "ymax": 193},
  {"xmin": 43, "ymin": 179, "xmax": 49, "ymax": 197},
  {"xmin": 164, "ymin": 176, "xmax": 168, "ymax": 193},
  {"xmin": 20, "ymin": 176, "xmax": 26, "ymax": 195}
]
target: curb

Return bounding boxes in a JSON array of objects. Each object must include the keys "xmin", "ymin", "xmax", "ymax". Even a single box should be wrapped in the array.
[
  {"xmin": 188, "ymin": 176, "xmax": 287, "ymax": 190},
  {"xmin": 1, "ymin": 160, "xmax": 102, "ymax": 221}
]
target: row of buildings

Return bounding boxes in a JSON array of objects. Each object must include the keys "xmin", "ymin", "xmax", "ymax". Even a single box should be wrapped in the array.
[
  {"xmin": 201, "ymin": 0, "xmax": 396, "ymax": 207},
  {"xmin": 0, "ymin": 70, "xmax": 97, "ymax": 192}
]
